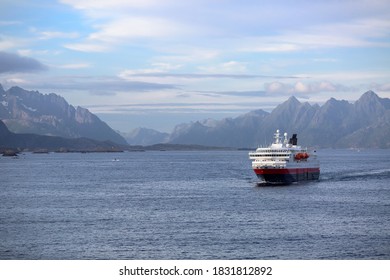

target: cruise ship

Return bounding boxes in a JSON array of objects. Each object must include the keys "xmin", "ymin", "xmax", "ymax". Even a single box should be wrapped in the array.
[{"xmin": 249, "ymin": 130, "xmax": 320, "ymax": 184}]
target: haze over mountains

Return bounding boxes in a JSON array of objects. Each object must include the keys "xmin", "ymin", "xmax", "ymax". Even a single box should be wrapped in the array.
[
  {"xmin": 1, "ymin": 84, "xmax": 389, "ymax": 149},
  {"xmin": 126, "ymin": 91, "xmax": 390, "ymax": 148}
]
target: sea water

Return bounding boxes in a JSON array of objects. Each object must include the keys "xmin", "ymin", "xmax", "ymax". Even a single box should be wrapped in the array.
[{"xmin": 0, "ymin": 149, "xmax": 389, "ymax": 259}]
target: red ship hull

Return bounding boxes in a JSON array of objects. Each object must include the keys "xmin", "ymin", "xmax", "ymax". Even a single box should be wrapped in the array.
[{"xmin": 254, "ymin": 167, "xmax": 320, "ymax": 184}]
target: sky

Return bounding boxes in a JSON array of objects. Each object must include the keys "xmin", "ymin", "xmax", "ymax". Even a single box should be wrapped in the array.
[{"xmin": 1, "ymin": 0, "xmax": 390, "ymax": 132}]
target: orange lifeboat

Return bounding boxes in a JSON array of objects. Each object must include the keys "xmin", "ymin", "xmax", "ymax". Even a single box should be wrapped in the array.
[
  {"xmin": 294, "ymin": 153, "xmax": 303, "ymax": 160},
  {"xmin": 295, "ymin": 153, "xmax": 309, "ymax": 160}
]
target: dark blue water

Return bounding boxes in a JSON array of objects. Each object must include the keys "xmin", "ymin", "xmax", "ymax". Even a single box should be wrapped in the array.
[{"xmin": 1, "ymin": 149, "xmax": 389, "ymax": 259}]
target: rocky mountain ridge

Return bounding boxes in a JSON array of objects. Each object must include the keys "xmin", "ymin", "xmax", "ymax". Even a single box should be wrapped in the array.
[
  {"xmin": 163, "ymin": 90, "xmax": 390, "ymax": 148},
  {"xmin": 0, "ymin": 84, "xmax": 127, "ymax": 145},
  {"xmin": 0, "ymin": 120, "xmax": 124, "ymax": 153},
  {"xmin": 121, "ymin": 127, "xmax": 169, "ymax": 146}
]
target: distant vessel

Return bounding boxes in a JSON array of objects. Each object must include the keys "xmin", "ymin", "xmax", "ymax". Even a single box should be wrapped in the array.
[{"xmin": 249, "ymin": 130, "xmax": 320, "ymax": 184}]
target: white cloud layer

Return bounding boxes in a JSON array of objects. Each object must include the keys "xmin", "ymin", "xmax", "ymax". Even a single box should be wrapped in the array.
[
  {"xmin": 1, "ymin": 0, "xmax": 389, "ymax": 131},
  {"xmin": 59, "ymin": 0, "xmax": 390, "ymax": 54},
  {"xmin": 265, "ymin": 81, "xmax": 352, "ymax": 95},
  {"xmin": 60, "ymin": 0, "xmax": 167, "ymax": 10}
]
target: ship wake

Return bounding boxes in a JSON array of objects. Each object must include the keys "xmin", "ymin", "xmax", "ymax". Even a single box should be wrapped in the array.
[{"xmin": 320, "ymin": 168, "xmax": 390, "ymax": 182}]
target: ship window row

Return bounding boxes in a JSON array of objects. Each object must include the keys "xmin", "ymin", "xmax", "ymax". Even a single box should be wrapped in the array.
[
  {"xmin": 252, "ymin": 154, "xmax": 289, "ymax": 157},
  {"xmin": 256, "ymin": 151, "xmax": 292, "ymax": 154},
  {"xmin": 258, "ymin": 150, "xmax": 289, "ymax": 153}
]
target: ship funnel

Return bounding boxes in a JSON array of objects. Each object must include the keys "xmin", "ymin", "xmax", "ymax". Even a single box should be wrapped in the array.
[{"xmin": 289, "ymin": 134, "xmax": 298, "ymax": 145}]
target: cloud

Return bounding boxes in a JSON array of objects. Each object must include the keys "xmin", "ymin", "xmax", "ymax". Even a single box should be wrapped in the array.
[
  {"xmin": 58, "ymin": 0, "xmax": 390, "ymax": 63},
  {"xmin": 0, "ymin": 21, "xmax": 22, "ymax": 26},
  {"xmin": 63, "ymin": 15, "xmax": 193, "ymax": 52},
  {"xmin": 120, "ymin": 72, "xmax": 300, "ymax": 80},
  {"xmin": 198, "ymin": 61, "xmax": 248, "ymax": 74},
  {"xmin": 0, "ymin": 51, "xmax": 48, "ymax": 73},
  {"xmin": 371, "ymin": 83, "xmax": 390, "ymax": 92},
  {"xmin": 241, "ymin": 17, "xmax": 390, "ymax": 54},
  {"xmin": 60, "ymin": 0, "xmax": 166, "ymax": 11},
  {"xmin": 85, "ymin": 101, "xmax": 274, "ymax": 114},
  {"xmin": 88, "ymin": 17, "xmax": 184, "ymax": 42},
  {"xmin": 7, "ymin": 75, "xmax": 179, "ymax": 92},
  {"xmin": 155, "ymin": 48, "xmax": 220, "ymax": 64},
  {"xmin": 264, "ymin": 81, "xmax": 352, "ymax": 95},
  {"xmin": 58, "ymin": 63, "xmax": 91, "ymax": 69},
  {"xmin": 120, "ymin": 63, "xmax": 182, "ymax": 76},
  {"xmin": 37, "ymin": 31, "xmax": 80, "ymax": 40},
  {"xmin": 0, "ymin": 35, "xmax": 26, "ymax": 51},
  {"xmin": 64, "ymin": 42, "xmax": 109, "ymax": 52},
  {"xmin": 240, "ymin": 43, "xmax": 301, "ymax": 53},
  {"xmin": 119, "ymin": 68, "xmax": 303, "ymax": 91},
  {"xmin": 195, "ymin": 90, "xmax": 268, "ymax": 98},
  {"xmin": 88, "ymin": 90, "xmax": 117, "ymax": 96}
]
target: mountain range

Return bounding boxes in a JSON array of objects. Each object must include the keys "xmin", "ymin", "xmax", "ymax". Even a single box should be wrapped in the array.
[
  {"xmin": 0, "ymin": 119, "xmax": 124, "ymax": 153},
  {"xmin": 0, "ymin": 84, "xmax": 127, "ymax": 145},
  {"xmin": 121, "ymin": 127, "xmax": 169, "ymax": 146},
  {"xmin": 126, "ymin": 90, "xmax": 390, "ymax": 148},
  {"xmin": 1, "ymin": 84, "xmax": 389, "ymax": 149}
]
